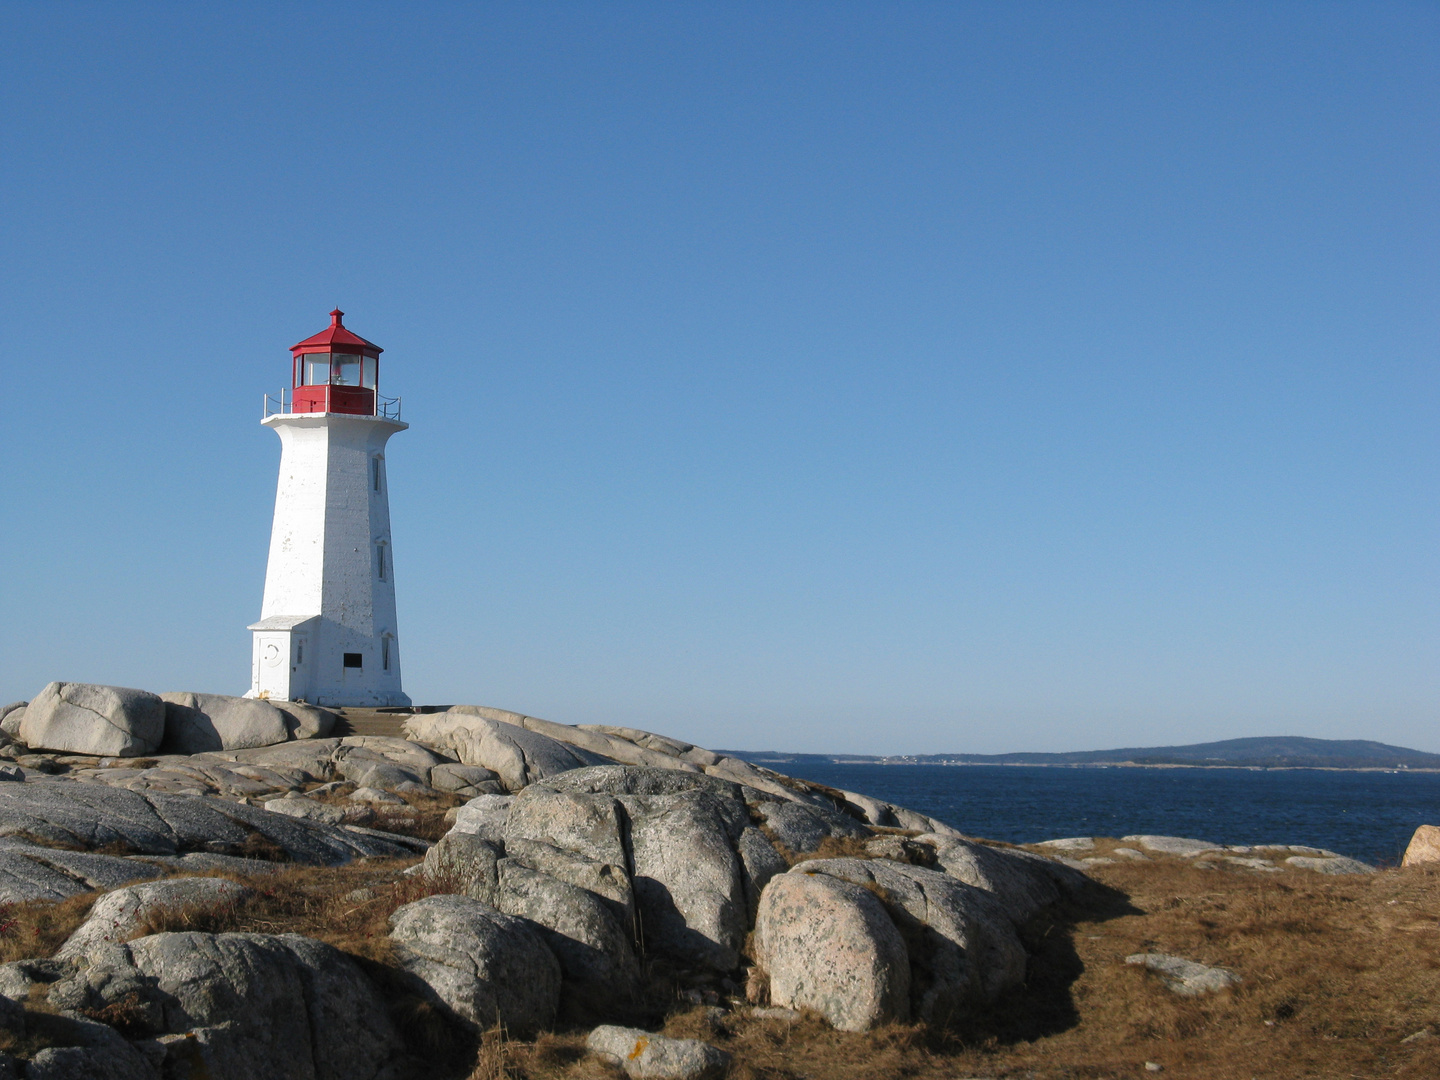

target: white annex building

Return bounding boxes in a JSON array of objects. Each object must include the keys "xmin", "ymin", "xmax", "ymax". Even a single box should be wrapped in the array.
[{"xmin": 246, "ymin": 310, "xmax": 411, "ymax": 707}]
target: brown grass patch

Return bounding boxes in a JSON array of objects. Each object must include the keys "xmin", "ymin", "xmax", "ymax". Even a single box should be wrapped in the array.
[
  {"xmin": 0, "ymin": 893, "xmax": 97, "ymax": 963},
  {"xmin": 762, "ymin": 830, "xmax": 876, "ymax": 868},
  {"xmin": 7, "ymin": 839, "xmax": 1440, "ymax": 1079},
  {"xmin": 423, "ymin": 848, "xmax": 1440, "ymax": 1080}
]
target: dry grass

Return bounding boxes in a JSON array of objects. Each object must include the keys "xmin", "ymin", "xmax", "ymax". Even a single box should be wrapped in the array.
[
  {"xmin": 0, "ymin": 892, "xmax": 98, "ymax": 963},
  {"xmin": 7, "ymin": 840, "xmax": 1440, "ymax": 1078},
  {"xmin": 302, "ymin": 784, "xmax": 465, "ymax": 844},
  {"xmin": 441, "ymin": 845, "xmax": 1440, "ymax": 1080}
]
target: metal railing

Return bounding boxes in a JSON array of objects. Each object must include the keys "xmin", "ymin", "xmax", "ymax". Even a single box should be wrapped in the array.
[{"xmin": 262, "ymin": 388, "xmax": 402, "ymax": 420}]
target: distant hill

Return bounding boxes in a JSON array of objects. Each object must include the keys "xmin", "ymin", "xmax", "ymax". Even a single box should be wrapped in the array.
[{"xmin": 723, "ymin": 736, "xmax": 1440, "ymax": 771}]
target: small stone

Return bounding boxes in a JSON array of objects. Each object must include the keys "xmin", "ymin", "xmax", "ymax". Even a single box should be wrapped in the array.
[
  {"xmin": 749, "ymin": 1006, "xmax": 800, "ymax": 1022},
  {"xmin": 1285, "ymin": 855, "xmax": 1375, "ymax": 876},
  {"xmin": 1125, "ymin": 953, "xmax": 1241, "ymax": 996},
  {"xmin": 587, "ymin": 1025, "xmax": 731, "ymax": 1080},
  {"xmin": 1123, "ymin": 835, "xmax": 1222, "ymax": 858},
  {"xmin": 1035, "ymin": 837, "xmax": 1095, "ymax": 852},
  {"xmin": 350, "ymin": 786, "xmax": 405, "ymax": 805},
  {"xmin": 1145, "ymin": 1062, "xmax": 1164, "ymax": 1072}
]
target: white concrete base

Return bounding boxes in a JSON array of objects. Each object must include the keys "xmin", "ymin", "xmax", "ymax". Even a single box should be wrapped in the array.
[{"xmin": 248, "ymin": 412, "xmax": 410, "ymax": 707}]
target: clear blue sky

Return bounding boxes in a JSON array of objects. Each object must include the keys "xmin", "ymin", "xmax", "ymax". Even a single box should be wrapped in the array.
[{"xmin": 1, "ymin": 3, "xmax": 1434, "ymax": 755}]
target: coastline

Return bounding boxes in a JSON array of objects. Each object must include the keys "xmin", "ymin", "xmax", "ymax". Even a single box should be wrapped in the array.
[{"xmin": 738, "ymin": 758, "xmax": 1440, "ymax": 774}]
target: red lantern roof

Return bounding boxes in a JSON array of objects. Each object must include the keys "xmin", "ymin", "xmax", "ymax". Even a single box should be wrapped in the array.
[{"xmin": 290, "ymin": 310, "xmax": 383, "ymax": 357}]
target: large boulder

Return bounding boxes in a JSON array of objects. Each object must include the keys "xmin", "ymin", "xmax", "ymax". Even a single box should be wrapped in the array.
[
  {"xmin": 624, "ymin": 789, "xmax": 750, "ymax": 971},
  {"xmin": 20, "ymin": 682, "xmax": 165, "ymax": 757},
  {"xmin": 921, "ymin": 834, "xmax": 1086, "ymax": 924},
  {"xmin": 389, "ymin": 894, "xmax": 561, "ymax": 1036},
  {"xmin": 797, "ymin": 858, "xmax": 1027, "ymax": 1017},
  {"xmin": 1402, "ymin": 825, "xmax": 1440, "ymax": 867},
  {"xmin": 0, "ymin": 703, "xmax": 25, "ymax": 740},
  {"xmin": 429, "ymin": 763, "xmax": 504, "ymax": 796},
  {"xmin": 750, "ymin": 798, "xmax": 868, "ymax": 855},
  {"xmin": 160, "ymin": 693, "xmax": 290, "ymax": 754},
  {"xmin": 51, "ymin": 931, "xmax": 402, "ymax": 1080},
  {"xmin": 492, "ymin": 860, "xmax": 641, "ymax": 1014},
  {"xmin": 447, "ymin": 793, "xmax": 515, "ymax": 843},
  {"xmin": 334, "ymin": 736, "xmax": 449, "ymax": 791},
  {"xmin": 22, "ymin": 1012, "xmax": 157, "ymax": 1080},
  {"xmin": 58, "ymin": 877, "xmax": 251, "ymax": 959},
  {"xmin": 504, "ymin": 787, "xmax": 628, "ymax": 868},
  {"xmin": 423, "ymin": 832, "xmax": 502, "ymax": 895},
  {"xmin": 755, "ymin": 871, "xmax": 910, "ymax": 1031},
  {"xmin": 403, "ymin": 711, "xmax": 609, "ymax": 790},
  {"xmin": 271, "ymin": 700, "xmax": 337, "ymax": 740}
]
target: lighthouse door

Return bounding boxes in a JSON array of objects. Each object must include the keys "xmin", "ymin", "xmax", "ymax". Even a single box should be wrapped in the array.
[{"xmin": 254, "ymin": 632, "xmax": 292, "ymax": 700}]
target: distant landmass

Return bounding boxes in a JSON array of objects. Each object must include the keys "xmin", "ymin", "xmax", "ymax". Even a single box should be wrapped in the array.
[{"xmin": 722, "ymin": 736, "xmax": 1440, "ymax": 771}]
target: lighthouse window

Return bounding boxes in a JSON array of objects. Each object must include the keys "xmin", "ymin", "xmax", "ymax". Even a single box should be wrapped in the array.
[
  {"xmin": 362, "ymin": 356, "xmax": 377, "ymax": 389},
  {"xmin": 377, "ymin": 544, "xmax": 387, "ymax": 581},
  {"xmin": 303, "ymin": 354, "xmax": 329, "ymax": 385},
  {"xmin": 343, "ymin": 652, "xmax": 363, "ymax": 669},
  {"xmin": 331, "ymin": 354, "xmax": 362, "ymax": 386},
  {"xmin": 372, "ymin": 457, "xmax": 382, "ymax": 491},
  {"xmin": 382, "ymin": 638, "xmax": 391, "ymax": 671}
]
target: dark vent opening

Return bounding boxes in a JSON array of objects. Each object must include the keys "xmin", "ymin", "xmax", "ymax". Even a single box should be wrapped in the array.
[{"xmin": 343, "ymin": 653, "xmax": 363, "ymax": 669}]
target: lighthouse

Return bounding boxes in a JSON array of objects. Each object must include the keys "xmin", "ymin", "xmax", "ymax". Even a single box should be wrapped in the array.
[{"xmin": 246, "ymin": 310, "xmax": 411, "ymax": 707}]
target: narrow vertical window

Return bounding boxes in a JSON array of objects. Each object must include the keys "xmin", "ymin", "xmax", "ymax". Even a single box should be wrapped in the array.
[
  {"xmin": 372, "ymin": 457, "xmax": 382, "ymax": 491},
  {"xmin": 382, "ymin": 637, "xmax": 391, "ymax": 671},
  {"xmin": 377, "ymin": 544, "xmax": 387, "ymax": 581}
]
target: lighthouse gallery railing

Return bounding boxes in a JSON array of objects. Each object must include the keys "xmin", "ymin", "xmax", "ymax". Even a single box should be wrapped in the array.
[{"xmin": 264, "ymin": 387, "xmax": 402, "ymax": 420}]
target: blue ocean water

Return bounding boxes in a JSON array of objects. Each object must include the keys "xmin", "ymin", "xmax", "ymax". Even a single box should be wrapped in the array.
[{"xmin": 777, "ymin": 763, "xmax": 1440, "ymax": 865}]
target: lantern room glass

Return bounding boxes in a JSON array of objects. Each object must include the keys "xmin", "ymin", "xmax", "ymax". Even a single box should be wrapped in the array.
[
  {"xmin": 331, "ymin": 354, "xmax": 362, "ymax": 386},
  {"xmin": 302, "ymin": 354, "xmax": 330, "ymax": 386},
  {"xmin": 297, "ymin": 352, "xmax": 376, "ymax": 389}
]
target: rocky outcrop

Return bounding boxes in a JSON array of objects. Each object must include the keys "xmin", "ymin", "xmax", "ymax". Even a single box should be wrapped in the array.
[
  {"xmin": 389, "ymin": 894, "xmax": 561, "ymax": 1036},
  {"xmin": 159, "ymin": 693, "xmax": 291, "ymax": 754},
  {"xmin": 587, "ymin": 1025, "xmax": 731, "ymax": 1079},
  {"xmin": 755, "ymin": 871, "xmax": 911, "ymax": 1031},
  {"xmin": 22, "ymin": 1012, "xmax": 156, "ymax": 1080},
  {"xmin": 0, "ymin": 836, "xmax": 163, "ymax": 904},
  {"xmin": 921, "ymin": 834, "xmax": 1086, "ymax": 924},
  {"xmin": 58, "ymin": 877, "xmax": 251, "ymax": 959},
  {"xmin": 403, "ymin": 711, "xmax": 608, "ymax": 790},
  {"xmin": 447, "ymin": 793, "xmax": 514, "ymax": 842},
  {"xmin": 521, "ymin": 767, "xmax": 782, "ymax": 971},
  {"xmin": 0, "ymin": 780, "xmax": 414, "ymax": 863},
  {"xmin": 1048, "ymin": 835, "xmax": 1378, "ymax": 876},
  {"xmin": 21, "ymin": 683, "xmax": 166, "ymax": 757},
  {"xmin": 49, "ymin": 931, "xmax": 403, "ymax": 1080}
]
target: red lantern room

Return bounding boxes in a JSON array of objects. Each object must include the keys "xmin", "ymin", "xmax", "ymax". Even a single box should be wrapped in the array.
[{"xmin": 289, "ymin": 310, "xmax": 384, "ymax": 416}]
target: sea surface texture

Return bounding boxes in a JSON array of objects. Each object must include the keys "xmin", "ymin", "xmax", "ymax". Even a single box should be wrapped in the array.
[{"xmin": 779, "ymin": 763, "xmax": 1440, "ymax": 865}]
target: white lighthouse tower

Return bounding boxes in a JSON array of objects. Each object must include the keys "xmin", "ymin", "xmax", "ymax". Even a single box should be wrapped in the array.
[{"xmin": 246, "ymin": 310, "xmax": 411, "ymax": 707}]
